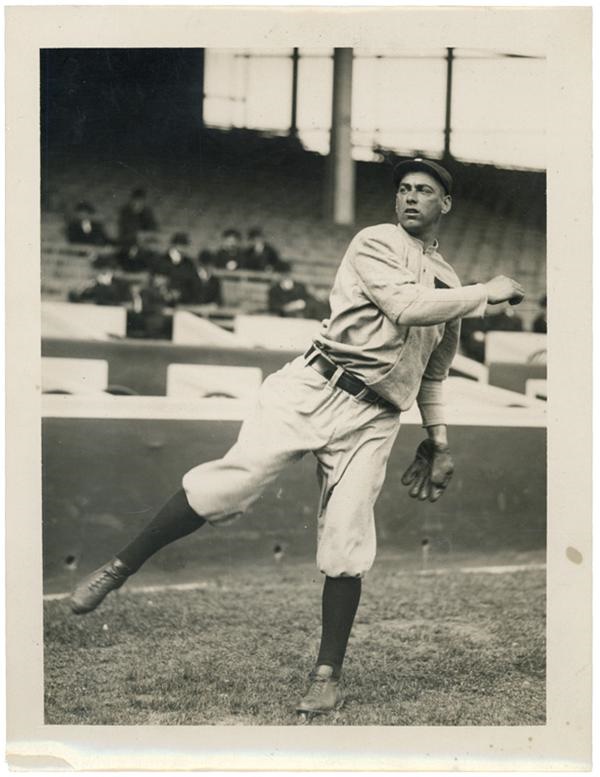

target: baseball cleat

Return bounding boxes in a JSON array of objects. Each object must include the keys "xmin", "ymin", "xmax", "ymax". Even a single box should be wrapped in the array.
[
  {"xmin": 69, "ymin": 558, "xmax": 132, "ymax": 614},
  {"xmin": 296, "ymin": 665, "xmax": 344, "ymax": 722}
]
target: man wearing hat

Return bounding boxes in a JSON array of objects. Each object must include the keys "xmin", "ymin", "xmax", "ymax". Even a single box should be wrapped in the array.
[
  {"xmin": 153, "ymin": 232, "xmax": 202, "ymax": 305},
  {"xmin": 117, "ymin": 187, "xmax": 159, "ymax": 249},
  {"xmin": 66, "ymin": 201, "xmax": 112, "ymax": 246},
  {"xmin": 70, "ymin": 158, "xmax": 524, "ymax": 720}
]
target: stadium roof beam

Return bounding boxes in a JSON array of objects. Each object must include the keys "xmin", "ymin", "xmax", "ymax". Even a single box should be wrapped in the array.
[
  {"xmin": 290, "ymin": 47, "xmax": 299, "ymax": 137},
  {"xmin": 326, "ymin": 48, "xmax": 355, "ymax": 225},
  {"xmin": 443, "ymin": 47, "xmax": 454, "ymax": 160},
  {"xmin": 198, "ymin": 49, "xmax": 206, "ymax": 128}
]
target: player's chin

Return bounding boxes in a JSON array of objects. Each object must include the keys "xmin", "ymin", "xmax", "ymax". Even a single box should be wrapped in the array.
[{"xmin": 400, "ymin": 218, "xmax": 422, "ymax": 235}]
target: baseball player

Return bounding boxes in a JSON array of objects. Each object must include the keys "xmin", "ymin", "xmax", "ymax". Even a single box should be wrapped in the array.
[{"xmin": 70, "ymin": 158, "xmax": 524, "ymax": 719}]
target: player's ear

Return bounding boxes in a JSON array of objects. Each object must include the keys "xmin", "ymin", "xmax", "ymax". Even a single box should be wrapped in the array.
[{"xmin": 441, "ymin": 194, "xmax": 452, "ymax": 215}]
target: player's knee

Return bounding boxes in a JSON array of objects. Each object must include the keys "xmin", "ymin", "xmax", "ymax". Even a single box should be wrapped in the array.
[
  {"xmin": 181, "ymin": 469, "xmax": 199, "ymax": 503},
  {"xmin": 182, "ymin": 465, "xmax": 254, "ymax": 525}
]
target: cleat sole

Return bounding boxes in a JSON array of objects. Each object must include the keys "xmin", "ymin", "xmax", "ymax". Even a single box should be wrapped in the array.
[{"xmin": 296, "ymin": 698, "xmax": 344, "ymax": 718}]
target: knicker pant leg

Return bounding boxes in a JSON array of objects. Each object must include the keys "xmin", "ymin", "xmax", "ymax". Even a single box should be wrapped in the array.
[
  {"xmin": 182, "ymin": 440, "xmax": 303, "ymax": 524},
  {"xmin": 182, "ymin": 361, "xmax": 331, "ymax": 523},
  {"xmin": 316, "ymin": 409, "xmax": 400, "ymax": 578}
]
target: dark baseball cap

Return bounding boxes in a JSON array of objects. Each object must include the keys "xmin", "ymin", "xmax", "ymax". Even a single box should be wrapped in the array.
[{"xmin": 393, "ymin": 157, "xmax": 453, "ymax": 194}]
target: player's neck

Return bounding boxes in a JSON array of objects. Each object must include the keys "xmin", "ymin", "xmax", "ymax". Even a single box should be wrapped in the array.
[
  {"xmin": 401, "ymin": 223, "xmax": 440, "ymax": 251},
  {"xmin": 415, "ymin": 220, "xmax": 441, "ymax": 249}
]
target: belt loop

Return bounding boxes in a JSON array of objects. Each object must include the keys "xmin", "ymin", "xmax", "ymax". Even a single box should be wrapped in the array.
[
  {"xmin": 354, "ymin": 386, "xmax": 370, "ymax": 401},
  {"xmin": 328, "ymin": 366, "xmax": 344, "ymax": 388},
  {"xmin": 304, "ymin": 345, "xmax": 319, "ymax": 365}
]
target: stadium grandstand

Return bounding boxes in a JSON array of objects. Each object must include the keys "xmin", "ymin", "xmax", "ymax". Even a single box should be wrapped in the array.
[
  {"xmin": 41, "ymin": 48, "xmax": 546, "ymax": 330},
  {"xmin": 41, "ymin": 135, "xmax": 546, "ymax": 322}
]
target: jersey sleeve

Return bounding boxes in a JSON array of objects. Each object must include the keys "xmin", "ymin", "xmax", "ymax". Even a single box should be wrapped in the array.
[
  {"xmin": 416, "ymin": 379, "xmax": 446, "ymax": 428},
  {"xmin": 351, "ymin": 232, "xmax": 487, "ymax": 326},
  {"xmin": 416, "ymin": 319, "xmax": 461, "ymax": 427}
]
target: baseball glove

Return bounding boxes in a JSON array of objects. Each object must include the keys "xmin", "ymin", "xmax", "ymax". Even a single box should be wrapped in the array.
[{"xmin": 401, "ymin": 439, "xmax": 454, "ymax": 503}]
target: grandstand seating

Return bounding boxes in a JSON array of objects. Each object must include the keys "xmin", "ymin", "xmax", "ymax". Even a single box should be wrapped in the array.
[{"xmin": 41, "ymin": 131, "xmax": 546, "ymax": 327}]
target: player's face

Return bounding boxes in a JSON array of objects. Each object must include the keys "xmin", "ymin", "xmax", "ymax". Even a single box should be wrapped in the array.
[{"xmin": 395, "ymin": 172, "xmax": 452, "ymax": 236}]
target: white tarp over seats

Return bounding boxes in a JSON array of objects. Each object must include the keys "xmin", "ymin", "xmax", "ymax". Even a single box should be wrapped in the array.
[
  {"xmin": 166, "ymin": 364, "xmax": 263, "ymax": 401},
  {"xmin": 451, "ymin": 353, "xmax": 489, "ymax": 382},
  {"xmin": 401, "ymin": 376, "xmax": 546, "ymax": 426},
  {"xmin": 42, "ymin": 383, "xmax": 547, "ymax": 429},
  {"xmin": 172, "ymin": 311, "xmax": 250, "ymax": 347},
  {"xmin": 42, "ymin": 301, "xmax": 126, "ymax": 340},
  {"xmin": 444, "ymin": 377, "xmax": 546, "ymax": 409},
  {"xmin": 526, "ymin": 379, "xmax": 547, "ymax": 401},
  {"xmin": 234, "ymin": 315, "xmax": 322, "ymax": 352},
  {"xmin": 42, "ymin": 357, "xmax": 109, "ymax": 395},
  {"xmin": 485, "ymin": 332, "xmax": 547, "ymax": 365}
]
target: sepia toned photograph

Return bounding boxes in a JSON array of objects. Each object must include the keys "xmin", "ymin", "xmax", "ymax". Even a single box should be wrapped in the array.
[
  {"xmin": 5, "ymin": 5, "xmax": 591, "ymax": 770},
  {"xmin": 40, "ymin": 42, "xmax": 547, "ymax": 726}
]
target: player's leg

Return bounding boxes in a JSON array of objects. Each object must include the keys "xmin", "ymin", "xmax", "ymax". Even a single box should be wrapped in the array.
[
  {"xmin": 70, "ymin": 488, "xmax": 205, "ymax": 613},
  {"xmin": 297, "ymin": 404, "xmax": 400, "ymax": 715},
  {"xmin": 70, "ymin": 358, "xmax": 332, "ymax": 614},
  {"xmin": 295, "ymin": 575, "xmax": 362, "ymax": 717},
  {"xmin": 116, "ymin": 489, "xmax": 204, "ymax": 573},
  {"xmin": 70, "ymin": 435, "xmax": 306, "ymax": 615}
]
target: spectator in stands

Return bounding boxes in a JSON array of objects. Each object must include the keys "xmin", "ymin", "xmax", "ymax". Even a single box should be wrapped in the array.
[
  {"xmin": 103, "ymin": 233, "xmax": 161, "ymax": 274},
  {"xmin": 138, "ymin": 271, "xmax": 177, "ymax": 309},
  {"xmin": 195, "ymin": 253, "xmax": 223, "ymax": 306},
  {"xmin": 459, "ymin": 280, "xmax": 489, "ymax": 363},
  {"xmin": 205, "ymin": 229, "xmax": 244, "ymax": 271},
  {"xmin": 243, "ymin": 227, "xmax": 284, "ymax": 272},
  {"xmin": 153, "ymin": 232, "xmax": 201, "ymax": 305},
  {"xmin": 532, "ymin": 293, "xmax": 547, "ymax": 334},
  {"xmin": 304, "ymin": 289, "xmax": 330, "ymax": 322},
  {"xmin": 118, "ymin": 187, "xmax": 159, "ymax": 249},
  {"xmin": 460, "ymin": 297, "xmax": 524, "ymax": 363},
  {"xmin": 127, "ymin": 271, "xmax": 174, "ymax": 339},
  {"xmin": 268, "ymin": 262, "xmax": 312, "ymax": 318},
  {"xmin": 459, "ymin": 317, "xmax": 487, "ymax": 363},
  {"xmin": 67, "ymin": 202, "xmax": 112, "ymax": 246},
  {"xmin": 68, "ymin": 262, "xmax": 131, "ymax": 306}
]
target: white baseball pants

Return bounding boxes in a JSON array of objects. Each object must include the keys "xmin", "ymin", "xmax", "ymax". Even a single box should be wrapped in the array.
[{"xmin": 182, "ymin": 355, "xmax": 401, "ymax": 577}]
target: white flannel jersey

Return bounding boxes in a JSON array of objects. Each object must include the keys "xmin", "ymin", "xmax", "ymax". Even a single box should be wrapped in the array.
[{"xmin": 316, "ymin": 223, "xmax": 488, "ymax": 426}]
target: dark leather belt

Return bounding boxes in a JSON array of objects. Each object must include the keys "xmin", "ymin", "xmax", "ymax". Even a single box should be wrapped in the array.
[{"xmin": 304, "ymin": 345, "xmax": 397, "ymax": 412}]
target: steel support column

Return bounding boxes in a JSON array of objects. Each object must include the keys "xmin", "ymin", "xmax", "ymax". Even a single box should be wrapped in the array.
[
  {"xmin": 326, "ymin": 48, "xmax": 355, "ymax": 225},
  {"xmin": 443, "ymin": 47, "xmax": 454, "ymax": 160}
]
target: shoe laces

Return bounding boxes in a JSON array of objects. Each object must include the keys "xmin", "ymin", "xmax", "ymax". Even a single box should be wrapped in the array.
[
  {"xmin": 305, "ymin": 671, "xmax": 337, "ymax": 696},
  {"xmin": 89, "ymin": 567, "xmax": 120, "ymax": 592},
  {"xmin": 309, "ymin": 672, "xmax": 330, "ymax": 684}
]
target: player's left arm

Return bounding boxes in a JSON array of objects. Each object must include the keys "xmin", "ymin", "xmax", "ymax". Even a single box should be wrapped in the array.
[{"xmin": 402, "ymin": 319, "xmax": 459, "ymax": 502}]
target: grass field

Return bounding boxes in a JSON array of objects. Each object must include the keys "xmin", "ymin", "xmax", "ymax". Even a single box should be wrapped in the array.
[{"xmin": 44, "ymin": 557, "xmax": 546, "ymax": 726}]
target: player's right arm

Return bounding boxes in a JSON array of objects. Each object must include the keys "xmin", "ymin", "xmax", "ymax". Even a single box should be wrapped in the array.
[{"xmin": 351, "ymin": 231, "xmax": 524, "ymax": 327}]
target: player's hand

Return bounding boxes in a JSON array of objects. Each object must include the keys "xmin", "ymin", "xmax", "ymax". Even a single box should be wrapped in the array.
[
  {"xmin": 485, "ymin": 275, "xmax": 525, "ymax": 306},
  {"xmin": 401, "ymin": 440, "xmax": 454, "ymax": 503}
]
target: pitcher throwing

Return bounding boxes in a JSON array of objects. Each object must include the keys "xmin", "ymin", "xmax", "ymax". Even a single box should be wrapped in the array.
[{"xmin": 70, "ymin": 158, "xmax": 524, "ymax": 721}]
